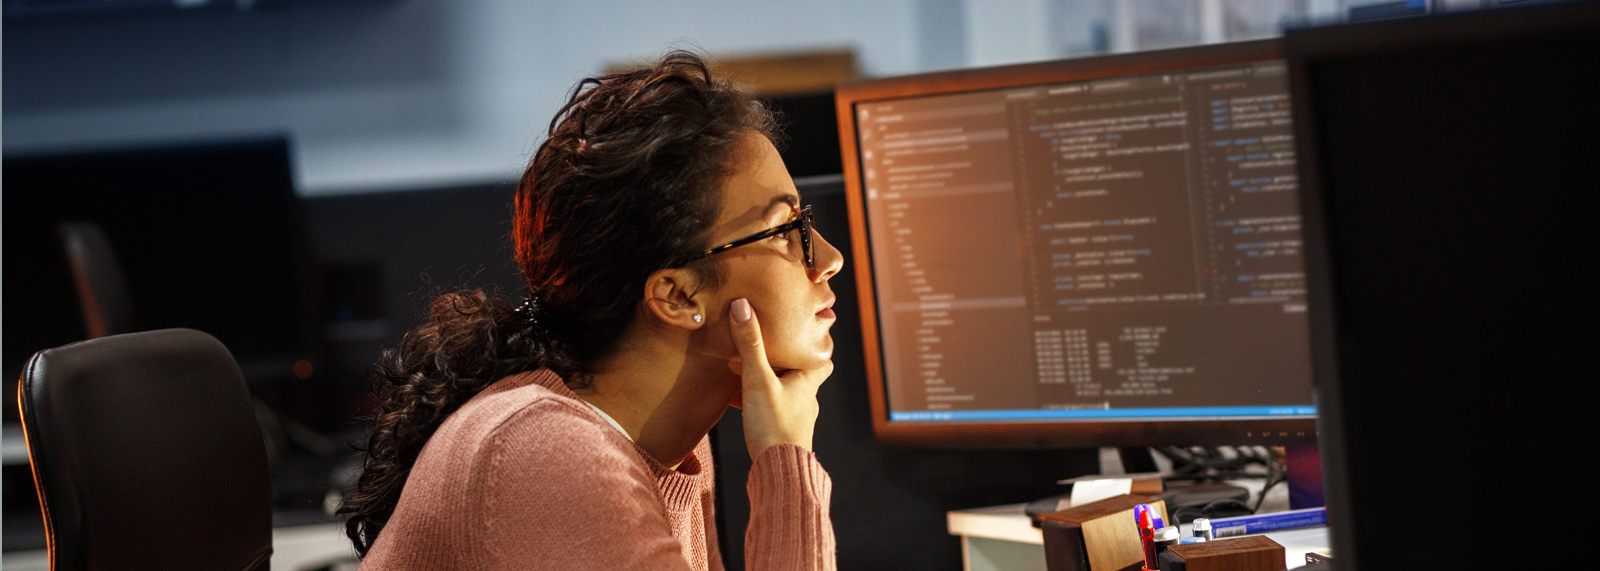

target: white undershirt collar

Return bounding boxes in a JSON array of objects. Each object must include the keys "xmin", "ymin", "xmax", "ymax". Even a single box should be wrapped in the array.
[{"xmin": 579, "ymin": 399, "xmax": 633, "ymax": 442}]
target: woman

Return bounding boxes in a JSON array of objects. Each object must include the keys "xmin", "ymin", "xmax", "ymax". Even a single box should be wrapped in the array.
[{"xmin": 338, "ymin": 51, "xmax": 842, "ymax": 570}]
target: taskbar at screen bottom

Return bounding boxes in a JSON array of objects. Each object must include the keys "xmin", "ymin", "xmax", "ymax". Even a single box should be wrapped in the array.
[{"xmin": 889, "ymin": 405, "xmax": 1316, "ymax": 422}]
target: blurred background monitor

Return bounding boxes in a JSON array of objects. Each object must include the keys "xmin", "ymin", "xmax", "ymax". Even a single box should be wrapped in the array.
[
  {"xmin": 3, "ymin": 137, "xmax": 321, "ymax": 417},
  {"xmin": 834, "ymin": 39, "xmax": 1318, "ymax": 449}
]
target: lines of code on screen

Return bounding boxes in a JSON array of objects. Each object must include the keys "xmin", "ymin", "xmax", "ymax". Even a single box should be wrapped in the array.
[{"xmin": 856, "ymin": 62, "xmax": 1315, "ymax": 422}]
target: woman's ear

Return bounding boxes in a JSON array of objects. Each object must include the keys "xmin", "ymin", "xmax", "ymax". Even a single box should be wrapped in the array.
[{"xmin": 643, "ymin": 269, "xmax": 705, "ymax": 330}]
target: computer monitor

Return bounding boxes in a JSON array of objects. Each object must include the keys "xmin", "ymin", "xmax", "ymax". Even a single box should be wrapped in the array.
[
  {"xmin": 834, "ymin": 40, "xmax": 1318, "ymax": 448},
  {"xmin": 3, "ymin": 138, "xmax": 320, "ymax": 391},
  {"xmin": 1287, "ymin": 2, "xmax": 1599, "ymax": 567}
]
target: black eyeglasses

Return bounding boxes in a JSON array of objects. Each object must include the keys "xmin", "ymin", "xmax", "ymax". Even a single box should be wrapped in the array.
[{"xmin": 679, "ymin": 205, "xmax": 814, "ymax": 269}]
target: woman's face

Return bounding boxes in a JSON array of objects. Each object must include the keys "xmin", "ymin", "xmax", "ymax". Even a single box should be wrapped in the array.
[{"xmin": 699, "ymin": 133, "xmax": 844, "ymax": 371}]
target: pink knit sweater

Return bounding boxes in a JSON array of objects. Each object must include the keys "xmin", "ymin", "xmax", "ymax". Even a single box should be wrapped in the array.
[{"xmin": 359, "ymin": 369, "xmax": 836, "ymax": 570}]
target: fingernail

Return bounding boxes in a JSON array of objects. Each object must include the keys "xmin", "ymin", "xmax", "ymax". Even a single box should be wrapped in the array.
[{"xmin": 731, "ymin": 298, "xmax": 751, "ymax": 323}]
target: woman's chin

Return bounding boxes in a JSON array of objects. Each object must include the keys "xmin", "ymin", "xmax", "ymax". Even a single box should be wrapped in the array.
[
  {"xmin": 770, "ymin": 351, "xmax": 832, "ymax": 373},
  {"xmin": 763, "ymin": 331, "xmax": 835, "ymax": 372}
]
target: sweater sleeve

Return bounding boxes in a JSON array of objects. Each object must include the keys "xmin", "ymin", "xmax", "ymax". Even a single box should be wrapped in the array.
[
  {"xmin": 474, "ymin": 399, "xmax": 695, "ymax": 570},
  {"xmin": 744, "ymin": 444, "xmax": 837, "ymax": 571}
]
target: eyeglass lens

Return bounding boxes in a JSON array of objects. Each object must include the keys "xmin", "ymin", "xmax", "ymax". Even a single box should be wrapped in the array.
[{"xmin": 800, "ymin": 207, "xmax": 814, "ymax": 270}]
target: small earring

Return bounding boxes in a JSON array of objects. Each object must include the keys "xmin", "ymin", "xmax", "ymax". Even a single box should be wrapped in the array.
[{"xmin": 692, "ymin": 314, "xmax": 703, "ymax": 323}]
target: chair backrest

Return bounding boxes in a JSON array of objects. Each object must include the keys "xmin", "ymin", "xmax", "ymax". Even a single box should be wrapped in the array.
[
  {"xmin": 18, "ymin": 328, "xmax": 272, "ymax": 571},
  {"xmin": 56, "ymin": 220, "xmax": 135, "ymax": 339}
]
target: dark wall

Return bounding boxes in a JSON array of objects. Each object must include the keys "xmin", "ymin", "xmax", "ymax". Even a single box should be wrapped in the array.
[{"xmin": 763, "ymin": 91, "xmax": 844, "ymax": 178}]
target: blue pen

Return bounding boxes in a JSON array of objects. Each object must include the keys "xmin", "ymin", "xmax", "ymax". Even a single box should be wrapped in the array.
[
  {"xmin": 1134, "ymin": 503, "xmax": 1165, "ymax": 529},
  {"xmin": 1208, "ymin": 506, "xmax": 1327, "ymax": 537}
]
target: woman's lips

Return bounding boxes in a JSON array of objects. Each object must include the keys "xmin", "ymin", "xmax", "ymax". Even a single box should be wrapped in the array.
[{"xmin": 816, "ymin": 296, "xmax": 836, "ymax": 319}]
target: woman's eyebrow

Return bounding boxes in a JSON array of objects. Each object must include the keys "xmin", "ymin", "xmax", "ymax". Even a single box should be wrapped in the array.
[{"xmin": 762, "ymin": 193, "xmax": 801, "ymax": 219}]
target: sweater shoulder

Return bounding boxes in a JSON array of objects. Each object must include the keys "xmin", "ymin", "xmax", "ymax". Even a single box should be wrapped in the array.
[
  {"xmin": 433, "ymin": 377, "xmax": 630, "ymax": 460},
  {"xmin": 368, "ymin": 377, "xmax": 658, "ymax": 568}
]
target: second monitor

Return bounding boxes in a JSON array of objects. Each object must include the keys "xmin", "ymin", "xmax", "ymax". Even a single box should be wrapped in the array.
[{"xmin": 835, "ymin": 39, "xmax": 1316, "ymax": 448}]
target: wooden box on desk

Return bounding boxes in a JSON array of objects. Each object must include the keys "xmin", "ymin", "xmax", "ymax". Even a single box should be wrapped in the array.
[
  {"xmin": 1038, "ymin": 494, "xmax": 1167, "ymax": 571},
  {"xmin": 1159, "ymin": 535, "xmax": 1286, "ymax": 571}
]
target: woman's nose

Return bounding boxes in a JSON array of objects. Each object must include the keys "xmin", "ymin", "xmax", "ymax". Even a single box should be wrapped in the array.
[{"xmin": 811, "ymin": 230, "xmax": 844, "ymax": 283}]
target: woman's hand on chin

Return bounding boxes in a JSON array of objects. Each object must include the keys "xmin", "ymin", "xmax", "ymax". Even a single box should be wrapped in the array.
[{"xmin": 728, "ymin": 298, "xmax": 832, "ymax": 459}]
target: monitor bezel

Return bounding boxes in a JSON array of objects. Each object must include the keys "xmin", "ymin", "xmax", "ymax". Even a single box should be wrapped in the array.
[{"xmin": 833, "ymin": 39, "xmax": 1318, "ymax": 448}]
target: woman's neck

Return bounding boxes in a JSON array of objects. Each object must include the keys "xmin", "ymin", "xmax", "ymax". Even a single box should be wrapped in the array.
[{"xmin": 578, "ymin": 332, "xmax": 738, "ymax": 470}]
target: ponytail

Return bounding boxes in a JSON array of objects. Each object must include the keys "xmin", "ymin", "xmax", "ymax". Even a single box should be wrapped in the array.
[{"xmin": 338, "ymin": 290, "xmax": 568, "ymax": 555}]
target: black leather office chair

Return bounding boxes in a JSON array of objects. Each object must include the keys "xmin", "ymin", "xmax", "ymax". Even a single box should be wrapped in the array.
[{"xmin": 18, "ymin": 328, "xmax": 273, "ymax": 571}]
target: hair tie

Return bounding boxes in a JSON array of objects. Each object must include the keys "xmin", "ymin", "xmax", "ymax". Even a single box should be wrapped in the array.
[{"xmin": 514, "ymin": 294, "xmax": 549, "ymax": 334}]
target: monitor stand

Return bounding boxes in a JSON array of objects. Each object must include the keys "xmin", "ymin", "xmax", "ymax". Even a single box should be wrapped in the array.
[
  {"xmin": 1119, "ymin": 447, "xmax": 1160, "ymax": 474},
  {"xmin": 1093, "ymin": 447, "xmax": 1161, "ymax": 476}
]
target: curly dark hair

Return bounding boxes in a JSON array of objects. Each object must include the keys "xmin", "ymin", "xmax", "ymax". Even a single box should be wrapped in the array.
[{"xmin": 338, "ymin": 50, "xmax": 777, "ymax": 556}]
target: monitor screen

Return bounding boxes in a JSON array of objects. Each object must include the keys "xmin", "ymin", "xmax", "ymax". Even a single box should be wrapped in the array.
[
  {"xmin": 835, "ymin": 40, "xmax": 1318, "ymax": 447},
  {"xmin": 2, "ymin": 138, "xmax": 318, "ymax": 388}
]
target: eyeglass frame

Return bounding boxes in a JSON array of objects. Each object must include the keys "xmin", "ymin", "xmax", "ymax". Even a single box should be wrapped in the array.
[{"xmin": 677, "ymin": 205, "xmax": 814, "ymax": 269}]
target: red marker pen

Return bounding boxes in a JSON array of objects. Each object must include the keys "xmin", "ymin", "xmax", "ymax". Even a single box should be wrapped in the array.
[{"xmin": 1136, "ymin": 505, "xmax": 1157, "ymax": 571}]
